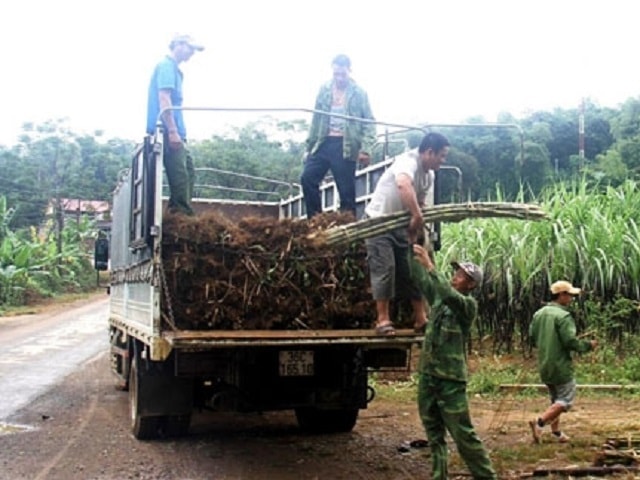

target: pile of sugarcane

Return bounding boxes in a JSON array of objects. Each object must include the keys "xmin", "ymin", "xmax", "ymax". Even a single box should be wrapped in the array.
[
  {"xmin": 160, "ymin": 210, "xmax": 378, "ymax": 331},
  {"xmin": 314, "ymin": 202, "xmax": 547, "ymax": 246}
]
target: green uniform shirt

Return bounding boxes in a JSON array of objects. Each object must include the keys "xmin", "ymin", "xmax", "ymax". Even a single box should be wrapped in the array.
[
  {"xmin": 529, "ymin": 302, "xmax": 593, "ymax": 385},
  {"xmin": 305, "ymin": 79, "xmax": 376, "ymax": 161},
  {"xmin": 411, "ymin": 258, "xmax": 477, "ymax": 382}
]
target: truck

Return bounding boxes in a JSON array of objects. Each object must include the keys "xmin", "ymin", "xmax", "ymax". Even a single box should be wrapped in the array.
[{"xmin": 96, "ymin": 108, "xmax": 459, "ymax": 440}]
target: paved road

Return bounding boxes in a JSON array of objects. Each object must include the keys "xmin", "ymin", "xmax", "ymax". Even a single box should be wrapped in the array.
[{"xmin": 0, "ymin": 295, "xmax": 109, "ymax": 420}]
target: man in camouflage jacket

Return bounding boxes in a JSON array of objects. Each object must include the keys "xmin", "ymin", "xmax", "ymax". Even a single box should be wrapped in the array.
[
  {"xmin": 301, "ymin": 54, "xmax": 376, "ymax": 218},
  {"xmin": 528, "ymin": 280, "xmax": 597, "ymax": 443},
  {"xmin": 411, "ymin": 244, "xmax": 497, "ymax": 480}
]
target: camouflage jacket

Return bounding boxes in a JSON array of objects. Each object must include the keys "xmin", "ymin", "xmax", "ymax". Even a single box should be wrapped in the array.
[
  {"xmin": 305, "ymin": 79, "xmax": 376, "ymax": 161},
  {"xmin": 529, "ymin": 303, "xmax": 593, "ymax": 385},
  {"xmin": 410, "ymin": 258, "xmax": 477, "ymax": 382}
]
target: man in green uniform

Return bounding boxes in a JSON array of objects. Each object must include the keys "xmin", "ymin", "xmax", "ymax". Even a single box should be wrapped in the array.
[
  {"xmin": 528, "ymin": 280, "xmax": 597, "ymax": 443},
  {"xmin": 411, "ymin": 244, "xmax": 497, "ymax": 480}
]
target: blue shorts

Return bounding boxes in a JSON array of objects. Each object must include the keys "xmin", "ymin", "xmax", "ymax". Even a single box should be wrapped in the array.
[{"xmin": 546, "ymin": 379, "xmax": 576, "ymax": 411}]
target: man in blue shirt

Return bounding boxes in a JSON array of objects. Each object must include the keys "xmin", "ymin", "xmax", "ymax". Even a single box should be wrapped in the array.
[{"xmin": 147, "ymin": 34, "xmax": 204, "ymax": 215}]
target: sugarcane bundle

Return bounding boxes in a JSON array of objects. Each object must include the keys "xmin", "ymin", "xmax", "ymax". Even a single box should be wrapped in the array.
[
  {"xmin": 316, "ymin": 202, "xmax": 548, "ymax": 247},
  {"xmin": 160, "ymin": 210, "xmax": 377, "ymax": 330}
]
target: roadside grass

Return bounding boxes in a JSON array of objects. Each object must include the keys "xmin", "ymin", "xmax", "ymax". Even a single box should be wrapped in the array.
[{"xmin": 0, "ymin": 287, "xmax": 108, "ymax": 317}]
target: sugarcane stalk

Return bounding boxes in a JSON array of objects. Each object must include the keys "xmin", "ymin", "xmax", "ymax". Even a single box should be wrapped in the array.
[{"xmin": 318, "ymin": 202, "xmax": 547, "ymax": 246}]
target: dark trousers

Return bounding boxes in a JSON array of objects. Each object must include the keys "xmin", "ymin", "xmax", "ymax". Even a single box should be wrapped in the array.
[
  {"xmin": 163, "ymin": 142, "xmax": 195, "ymax": 216},
  {"xmin": 300, "ymin": 137, "xmax": 356, "ymax": 218}
]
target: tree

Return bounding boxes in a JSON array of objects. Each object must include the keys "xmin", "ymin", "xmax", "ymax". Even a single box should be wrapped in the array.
[
  {"xmin": 189, "ymin": 117, "xmax": 306, "ymax": 201},
  {"xmin": 3, "ymin": 120, "xmax": 132, "ymax": 229}
]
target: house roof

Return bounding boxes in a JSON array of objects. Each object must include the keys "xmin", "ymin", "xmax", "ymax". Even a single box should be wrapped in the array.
[{"xmin": 47, "ymin": 198, "xmax": 110, "ymax": 214}]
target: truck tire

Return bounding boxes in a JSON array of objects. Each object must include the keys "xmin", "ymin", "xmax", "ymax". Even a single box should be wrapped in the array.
[
  {"xmin": 295, "ymin": 407, "xmax": 359, "ymax": 433},
  {"xmin": 129, "ymin": 355, "xmax": 161, "ymax": 440}
]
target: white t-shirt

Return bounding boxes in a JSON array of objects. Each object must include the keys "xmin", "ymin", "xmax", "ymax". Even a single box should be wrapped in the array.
[{"xmin": 364, "ymin": 149, "xmax": 434, "ymax": 218}]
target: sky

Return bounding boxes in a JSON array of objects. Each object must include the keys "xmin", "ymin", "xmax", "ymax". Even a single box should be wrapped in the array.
[{"xmin": 1, "ymin": 0, "xmax": 639, "ymax": 146}]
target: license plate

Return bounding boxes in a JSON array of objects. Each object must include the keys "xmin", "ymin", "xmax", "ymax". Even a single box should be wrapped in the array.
[{"xmin": 279, "ymin": 350, "xmax": 314, "ymax": 376}]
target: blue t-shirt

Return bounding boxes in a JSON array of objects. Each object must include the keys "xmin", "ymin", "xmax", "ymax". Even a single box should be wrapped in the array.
[{"xmin": 146, "ymin": 56, "xmax": 186, "ymax": 138}]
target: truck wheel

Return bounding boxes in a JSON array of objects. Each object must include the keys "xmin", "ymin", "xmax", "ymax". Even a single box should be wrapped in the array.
[
  {"xmin": 295, "ymin": 407, "xmax": 359, "ymax": 433},
  {"xmin": 129, "ymin": 355, "xmax": 161, "ymax": 440}
]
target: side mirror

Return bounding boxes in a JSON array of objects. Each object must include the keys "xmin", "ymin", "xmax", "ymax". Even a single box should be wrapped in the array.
[{"xmin": 94, "ymin": 237, "xmax": 110, "ymax": 271}]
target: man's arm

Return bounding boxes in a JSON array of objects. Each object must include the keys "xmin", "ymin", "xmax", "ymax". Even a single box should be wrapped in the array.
[
  {"xmin": 357, "ymin": 90, "xmax": 376, "ymax": 166},
  {"xmin": 158, "ymin": 89, "xmax": 182, "ymax": 150},
  {"xmin": 556, "ymin": 315, "xmax": 596, "ymax": 353},
  {"xmin": 396, "ymin": 173, "xmax": 422, "ymax": 243},
  {"xmin": 529, "ymin": 315, "xmax": 538, "ymax": 348},
  {"xmin": 412, "ymin": 244, "xmax": 476, "ymax": 328},
  {"xmin": 305, "ymin": 87, "xmax": 325, "ymax": 153},
  {"xmin": 409, "ymin": 245, "xmax": 436, "ymax": 304}
]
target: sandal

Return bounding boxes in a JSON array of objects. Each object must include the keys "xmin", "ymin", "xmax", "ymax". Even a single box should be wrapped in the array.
[{"xmin": 375, "ymin": 322, "xmax": 396, "ymax": 336}]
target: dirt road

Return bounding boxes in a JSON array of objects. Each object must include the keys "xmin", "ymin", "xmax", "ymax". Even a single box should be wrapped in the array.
[{"xmin": 1, "ymin": 296, "xmax": 639, "ymax": 479}]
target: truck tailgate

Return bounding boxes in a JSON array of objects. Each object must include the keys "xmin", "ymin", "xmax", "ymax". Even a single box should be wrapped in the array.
[{"xmin": 163, "ymin": 329, "xmax": 423, "ymax": 349}]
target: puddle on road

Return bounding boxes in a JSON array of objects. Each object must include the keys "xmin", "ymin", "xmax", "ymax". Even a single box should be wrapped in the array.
[{"xmin": 0, "ymin": 422, "xmax": 35, "ymax": 436}]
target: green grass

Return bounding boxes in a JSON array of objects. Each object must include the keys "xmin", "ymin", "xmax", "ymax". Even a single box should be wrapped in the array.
[{"xmin": 0, "ymin": 288, "xmax": 107, "ymax": 317}]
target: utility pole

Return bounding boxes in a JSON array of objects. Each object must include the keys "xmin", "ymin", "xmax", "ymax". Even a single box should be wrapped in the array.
[
  {"xmin": 578, "ymin": 98, "xmax": 585, "ymax": 169},
  {"xmin": 53, "ymin": 141, "xmax": 63, "ymax": 260}
]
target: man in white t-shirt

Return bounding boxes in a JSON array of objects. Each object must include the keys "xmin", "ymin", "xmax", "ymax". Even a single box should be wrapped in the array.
[{"xmin": 365, "ymin": 132, "xmax": 450, "ymax": 335}]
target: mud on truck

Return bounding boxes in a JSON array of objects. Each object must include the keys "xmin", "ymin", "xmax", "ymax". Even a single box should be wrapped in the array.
[{"xmin": 95, "ymin": 108, "xmax": 449, "ymax": 440}]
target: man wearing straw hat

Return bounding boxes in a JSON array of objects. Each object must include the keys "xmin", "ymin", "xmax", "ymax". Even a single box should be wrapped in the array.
[
  {"xmin": 411, "ymin": 244, "xmax": 497, "ymax": 480},
  {"xmin": 528, "ymin": 280, "xmax": 598, "ymax": 444}
]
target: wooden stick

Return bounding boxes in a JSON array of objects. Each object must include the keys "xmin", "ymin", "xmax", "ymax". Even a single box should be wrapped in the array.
[
  {"xmin": 499, "ymin": 383, "xmax": 640, "ymax": 391},
  {"xmin": 528, "ymin": 465, "xmax": 640, "ymax": 477}
]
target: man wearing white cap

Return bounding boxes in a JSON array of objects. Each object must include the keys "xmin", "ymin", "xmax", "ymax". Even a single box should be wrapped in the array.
[
  {"xmin": 528, "ymin": 280, "xmax": 598, "ymax": 444},
  {"xmin": 146, "ymin": 34, "xmax": 204, "ymax": 215}
]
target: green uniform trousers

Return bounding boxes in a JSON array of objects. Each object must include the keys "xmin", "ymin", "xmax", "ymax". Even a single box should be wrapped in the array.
[
  {"xmin": 418, "ymin": 373, "xmax": 496, "ymax": 480},
  {"xmin": 164, "ymin": 142, "xmax": 195, "ymax": 215}
]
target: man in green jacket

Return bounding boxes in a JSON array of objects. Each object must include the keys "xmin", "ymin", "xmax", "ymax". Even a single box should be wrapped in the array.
[
  {"xmin": 411, "ymin": 244, "xmax": 497, "ymax": 480},
  {"xmin": 528, "ymin": 280, "xmax": 597, "ymax": 443},
  {"xmin": 300, "ymin": 54, "xmax": 376, "ymax": 218}
]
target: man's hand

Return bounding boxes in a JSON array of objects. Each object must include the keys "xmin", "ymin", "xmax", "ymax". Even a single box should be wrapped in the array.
[
  {"xmin": 168, "ymin": 131, "xmax": 183, "ymax": 151},
  {"xmin": 408, "ymin": 213, "xmax": 422, "ymax": 244},
  {"xmin": 413, "ymin": 244, "xmax": 434, "ymax": 271},
  {"xmin": 357, "ymin": 152, "xmax": 370, "ymax": 167}
]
